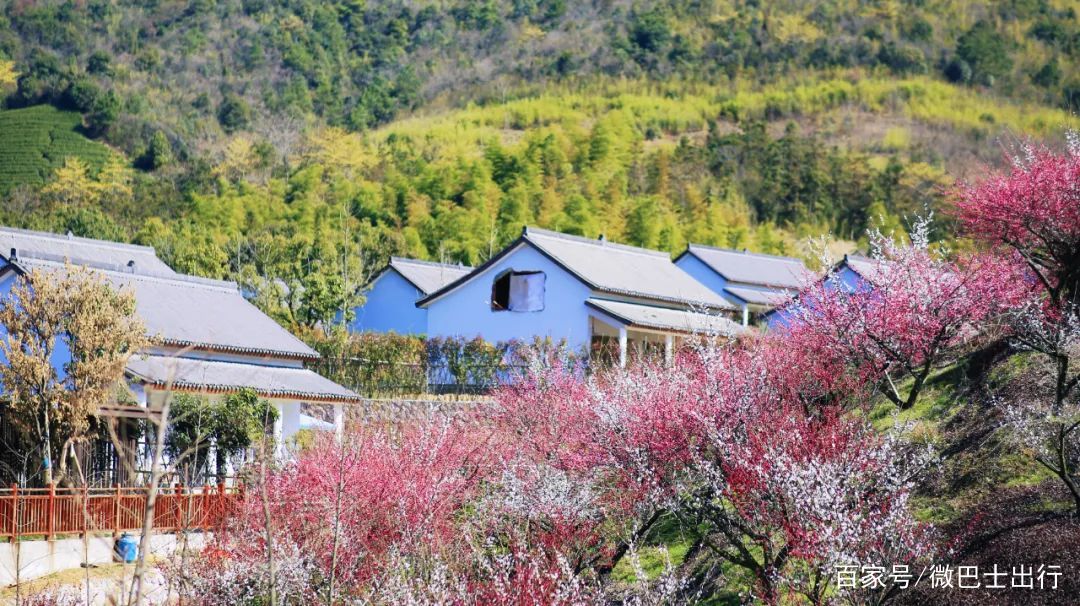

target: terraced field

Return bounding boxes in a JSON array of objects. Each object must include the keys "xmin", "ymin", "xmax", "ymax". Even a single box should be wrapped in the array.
[{"xmin": 0, "ymin": 105, "xmax": 116, "ymax": 195}]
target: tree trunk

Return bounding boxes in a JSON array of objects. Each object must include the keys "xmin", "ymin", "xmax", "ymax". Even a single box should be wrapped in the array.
[
  {"xmin": 216, "ymin": 447, "xmax": 227, "ymax": 485},
  {"xmin": 42, "ymin": 406, "xmax": 53, "ymax": 486},
  {"xmin": 127, "ymin": 398, "xmax": 172, "ymax": 606},
  {"xmin": 1057, "ymin": 425, "xmax": 1080, "ymax": 516},
  {"xmin": 327, "ymin": 445, "xmax": 345, "ymax": 606},
  {"xmin": 259, "ymin": 412, "xmax": 278, "ymax": 606}
]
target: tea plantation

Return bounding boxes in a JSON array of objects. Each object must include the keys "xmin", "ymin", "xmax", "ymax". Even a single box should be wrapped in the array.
[{"xmin": 0, "ymin": 105, "xmax": 116, "ymax": 196}]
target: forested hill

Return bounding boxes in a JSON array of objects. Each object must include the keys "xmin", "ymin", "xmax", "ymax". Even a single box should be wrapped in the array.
[{"xmin": 0, "ymin": 0, "xmax": 1078, "ymax": 328}]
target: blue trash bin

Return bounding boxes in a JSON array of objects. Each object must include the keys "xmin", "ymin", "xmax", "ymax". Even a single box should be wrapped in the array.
[{"xmin": 115, "ymin": 533, "xmax": 138, "ymax": 563}]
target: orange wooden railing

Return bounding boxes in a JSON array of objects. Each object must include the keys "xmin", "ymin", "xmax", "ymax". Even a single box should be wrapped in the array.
[{"xmin": 0, "ymin": 484, "xmax": 242, "ymax": 541}]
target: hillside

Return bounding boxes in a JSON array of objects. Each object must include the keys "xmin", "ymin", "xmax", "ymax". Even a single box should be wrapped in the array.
[
  {"xmin": 0, "ymin": 1, "xmax": 1078, "ymax": 329},
  {"xmin": 2, "ymin": 0, "xmax": 1078, "ymax": 146},
  {"xmin": 0, "ymin": 104, "xmax": 116, "ymax": 196}
]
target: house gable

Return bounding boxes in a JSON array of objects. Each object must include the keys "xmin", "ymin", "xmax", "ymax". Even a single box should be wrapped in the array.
[
  {"xmin": 423, "ymin": 242, "xmax": 595, "ymax": 351},
  {"xmin": 350, "ymin": 267, "xmax": 427, "ymax": 334}
]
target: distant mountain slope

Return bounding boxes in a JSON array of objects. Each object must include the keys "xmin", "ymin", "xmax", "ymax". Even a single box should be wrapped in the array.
[
  {"xmin": 1, "ymin": 1, "xmax": 1077, "ymax": 157},
  {"xmin": 1, "ymin": 1, "xmax": 1078, "ymax": 329}
]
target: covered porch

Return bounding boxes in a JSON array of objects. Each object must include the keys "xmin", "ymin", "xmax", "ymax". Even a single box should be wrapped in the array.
[
  {"xmin": 126, "ymin": 354, "xmax": 360, "ymax": 456},
  {"xmin": 722, "ymin": 286, "xmax": 796, "ymax": 327},
  {"xmin": 585, "ymin": 298, "xmax": 744, "ymax": 367}
]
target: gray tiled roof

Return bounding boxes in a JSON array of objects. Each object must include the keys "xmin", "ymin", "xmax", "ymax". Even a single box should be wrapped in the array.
[
  {"xmin": 388, "ymin": 257, "xmax": 473, "ymax": 296},
  {"xmin": 586, "ymin": 298, "xmax": 745, "ymax": 336},
  {"xmin": 681, "ymin": 244, "xmax": 811, "ymax": 289},
  {"xmin": 127, "ymin": 354, "xmax": 360, "ymax": 402},
  {"xmin": 523, "ymin": 228, "xmax": 735, "ymax": 309},
  {"xmin": 723, "ymin": 285, "xmax": 796, "ymax": 307},
  {"xmin": 0, "ymin": 226, "xmax": 177, "ymax": 276},
  {"xmin": 11, "ymin": 257, "xmax": 318, "ymax": 359}
]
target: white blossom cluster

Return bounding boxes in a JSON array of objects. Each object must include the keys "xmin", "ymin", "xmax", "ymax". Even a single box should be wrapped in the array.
[{"xmin": 161, "ymin": 532, "xmax": 315, "ymax": 605}]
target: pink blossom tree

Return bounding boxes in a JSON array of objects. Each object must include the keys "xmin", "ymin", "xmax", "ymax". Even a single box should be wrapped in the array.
[
  {"xmin": 165, "ymin": 407, "xmax": 684, "ymax": 605},
  {"xmin": 784, "ymin": 217, "xmax": 1028, "ymax": 410},
  {"xmin": 956, "ymin": 136, "xmax": 1080, "ymax": 514},
  {"xmin": 954, "ymin": 135, "xmax": 1080, "ymax": 308},
  {"xmin": 493, "ymin": 343, "xmax": 939, "ymax": 605}
]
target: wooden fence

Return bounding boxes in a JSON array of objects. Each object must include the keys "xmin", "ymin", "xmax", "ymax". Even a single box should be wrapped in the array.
[{"xmin": 0, "ymin": 484, "xmax": 242, "ymax": 541}]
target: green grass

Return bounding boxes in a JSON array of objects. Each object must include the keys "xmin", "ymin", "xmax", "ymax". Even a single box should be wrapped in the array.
[
  {"xmin": 608, "ymin": 515, "xmax": 747, "ymax": 604},
  {"xmin": 0, "ymin": 105, "xmax": 117, "ymax": 195},
  {"xmin": 869, "ymin": 349, "xmax": 1079, "ymax": 529},
  {"xmin": 868, "ymin": 361, "xmax": 967, "ymax": 436},
  {"xmin": 609, "ymin": 516, "xmax": 696, "ymax": 584}
]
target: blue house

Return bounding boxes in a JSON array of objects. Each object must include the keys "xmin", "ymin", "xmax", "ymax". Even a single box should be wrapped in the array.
[
  {"xmin": 763, "ymin": 253, "xmax": 883, "ymax": 329},
  {"xmin": 417, "ymin": 227, "xmax": 744, "ymax": 366},
  {"xmin": 674, "ymin": 244, "xmax": 812, "ymax": 327},
  {"xmin": 0, "ymin": 227, "xmax": 359, "ymax": 480},
  {"xmin": 827, "ymin": 254, "xmax": 882, "ymax": 293},
  {"xmin": 349, "ymin": 257, "xmax": 472, "ymax": 334}
]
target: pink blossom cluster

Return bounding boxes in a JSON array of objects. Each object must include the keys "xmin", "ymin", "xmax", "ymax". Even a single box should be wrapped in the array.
[{"xmin": 953, "ymin": 134, "xmax": 1080, "ymax": 301}]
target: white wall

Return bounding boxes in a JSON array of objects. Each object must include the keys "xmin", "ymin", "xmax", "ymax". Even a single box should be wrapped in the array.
[{"xmin": 0, "ymin": 532, "xmax": 208, "ymax": 586}]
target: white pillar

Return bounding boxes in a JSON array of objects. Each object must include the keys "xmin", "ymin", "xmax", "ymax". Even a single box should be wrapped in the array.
[
  {"xmin": 273, "ymin": 402, "xmax": 285, "ymax": 458},
  {"xmin": 131, "ymin": 384, "xmax": 150, "ymax": 473},
  {"xmin": 664, "ymin": 333, "xmax": 674, "ymax": 367},
  {"xmin": 333, "ymin": 403, "xmax": 344, "ymax": 442},
  {"xmin": 742, "ymin": 304, "xmax": 749, "ymax": 327},
  {"xmin": 618, "ymin": 326, "xmax": 628, "ymax": 368},
  {"xmin": 273, "ymin": 401, "xmax": 304, "ymax": 458}
]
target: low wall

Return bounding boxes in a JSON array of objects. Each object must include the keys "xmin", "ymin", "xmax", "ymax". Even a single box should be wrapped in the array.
[
  {"xmin": 0, "ymin": 532, "xmax": 207, "ymax": 586},
  {"xmin": 348, "ymin": 397, "xmax": 489, "ymax": 423}
]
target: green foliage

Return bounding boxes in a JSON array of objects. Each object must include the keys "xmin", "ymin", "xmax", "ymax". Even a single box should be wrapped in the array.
[
  {"xmin": 217, "ymin": 94, "xmax": 251, "ymax": 133},
  {"xmin": 955, "ymin": 21, "xmax": 1014, "ymax": 86},
  {"xmin": 142, "ymin": 131, "xmax": 173, "ymax": 170},
  {"xmin": 306, "ymin": 330, "xmax": 565, "ymax": 396},
  {"xmin": 166, "ymin": 393, "xmax": 218, "ymax": 466},
  {"xmin": 0, "ymin": 105, "xmax": 115, "ymax": 195},
  {"xmin": 215, "ymin": 389, "xmax": 278, "ymax": 457},
  {"xmin": 309, "ymin": 330, "xmax": 430, "ymax": 396},
  {"xmin": 166, "ymin": 388, "xmax": 277, "ymax": 481},
  {"xmin": 1033, "ymin": 58, "xmax": 1062, "ymax": 88},
  {"xmin": 86, "ymin": 51, "xmax": 111, "ymax": 76},
  {"xmin": 2, "ymin": 0, "xmax": 1074, "ymax": 154}
]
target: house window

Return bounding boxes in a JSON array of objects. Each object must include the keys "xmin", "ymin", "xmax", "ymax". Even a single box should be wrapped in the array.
[{"xmin": 491, "ymin": 270, "xmax": 546, "ymax": 312}]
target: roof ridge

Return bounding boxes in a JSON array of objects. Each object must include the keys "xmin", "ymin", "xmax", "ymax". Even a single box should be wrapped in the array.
[
  {"xmin": 13, "ymin": 250, "xmax": 175, "ymax": 276},
  {"xmin": 687, "ymin": 243, "xmax": 804, "ymax": 264},
  {"xmin": 18, "ymin": 257, "xmax": 239, "ymax": 292},
  {"xmin": 524, "ymin": 226, "xmax": 669, "ymax": 258},
  {"xmin": 0, "ymin": 226, "xmax": 158, "ymax": 253},
  {"xmin": 390, "ymin": 256, "xmax": 472, "ymax": 270}
]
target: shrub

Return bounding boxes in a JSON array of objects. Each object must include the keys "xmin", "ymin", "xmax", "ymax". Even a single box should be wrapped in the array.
[{"xmin": 217, "ymin": 94, "xmax": 251, "ymax": 133}]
